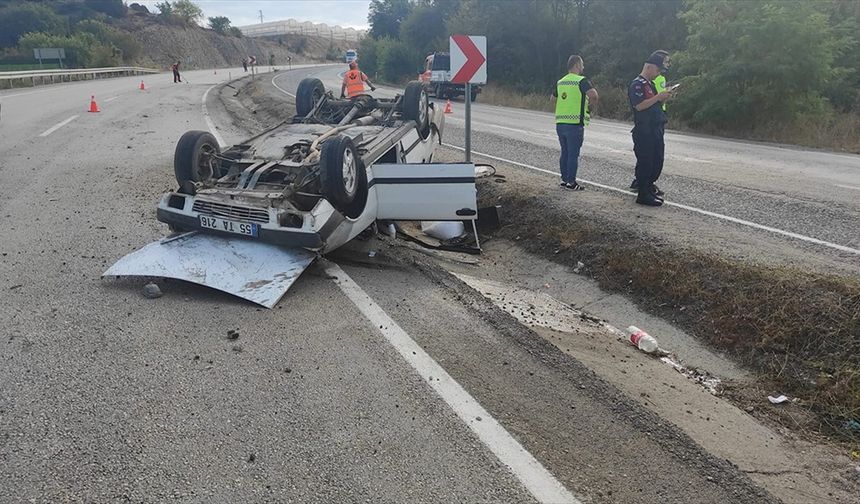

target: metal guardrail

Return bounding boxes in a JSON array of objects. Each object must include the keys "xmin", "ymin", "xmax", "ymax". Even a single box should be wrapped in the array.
[{"xmin": 0, "ymin": 66, "xmax": 159, "ymax": 89}]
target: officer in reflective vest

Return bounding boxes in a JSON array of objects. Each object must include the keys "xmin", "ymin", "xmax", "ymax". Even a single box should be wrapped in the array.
[
  {"xmin": 551, "ymin": 54, "xmax": 599, "ymax": 191},
  {"xmin": 341, "ymin": 60, "xmax": 376, "ymax": 98}
]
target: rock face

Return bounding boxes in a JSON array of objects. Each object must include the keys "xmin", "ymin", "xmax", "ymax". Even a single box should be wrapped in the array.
[{"xmin": 124, "ymin": 18, "xmax": 350, "ymax": 70}]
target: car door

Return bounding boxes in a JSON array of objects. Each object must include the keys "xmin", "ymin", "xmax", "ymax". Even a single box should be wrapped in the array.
[{"xmin": 372, "ymin": 163, "xmax": 477, "ymax": 221}]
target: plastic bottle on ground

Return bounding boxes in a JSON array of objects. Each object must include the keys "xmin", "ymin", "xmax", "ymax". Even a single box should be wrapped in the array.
[{"xmin": 627, "ymin": 325, "xmax": 659, "ymax": 353}]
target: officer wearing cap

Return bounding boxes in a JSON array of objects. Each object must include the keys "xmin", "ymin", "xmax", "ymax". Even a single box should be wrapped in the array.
[
  {"xmin": 628, "ymin": 50, "xmax": 673, "ymax": 206},
  {"xmin": 631, "ymin": 49, "xmax": 670, "ymax": 191}
]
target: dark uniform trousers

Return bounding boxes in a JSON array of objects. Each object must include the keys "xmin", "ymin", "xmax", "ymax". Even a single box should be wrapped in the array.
[{"xmin": 632, "ymin": 124, "xmax": 665, "ymax": 189}]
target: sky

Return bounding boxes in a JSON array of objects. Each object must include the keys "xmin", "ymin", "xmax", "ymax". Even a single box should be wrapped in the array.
[{"xmin": 134, "ymin": 0, "xmax": 373, "ymax": 30}]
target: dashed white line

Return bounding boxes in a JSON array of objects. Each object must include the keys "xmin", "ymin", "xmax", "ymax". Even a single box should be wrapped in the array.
[
  {"xmin": 38, "ymin": 115, "xmax": 78, "ymax": 137},
  {"xmin": 323, "ymin": 261, "xmax": 581, "ymax": 504},
  {"xmin": 443, "ymin": 143, "xmax": 860, "ymax": 256},
  {"xmin": 104, "ymin": 96, "xmax": 119, "ymax": 102}
]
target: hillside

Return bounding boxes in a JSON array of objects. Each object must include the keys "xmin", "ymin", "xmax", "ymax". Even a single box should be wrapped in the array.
[{"xmin": 119, "ymin": 15, "xmax": 348, "ymax": 69}]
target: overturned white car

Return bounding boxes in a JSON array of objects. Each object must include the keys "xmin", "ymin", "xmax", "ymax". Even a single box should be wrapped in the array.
[{"xmin": 104, "ymin": 78, "xmax": 478, "ymax": 307}]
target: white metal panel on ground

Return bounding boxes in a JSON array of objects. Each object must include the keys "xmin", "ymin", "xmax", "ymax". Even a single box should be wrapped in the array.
[
  {"xmin": 102, "ymin": 233, "xmax": 315, "ymax": 308},
  {"xmin": 373, "ymin": 163, "xmax": 477, "ymax": 221}
]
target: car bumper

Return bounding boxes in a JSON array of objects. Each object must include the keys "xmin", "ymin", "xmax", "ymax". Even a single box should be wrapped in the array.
[{"xmin": 156, "ymin": 207, "xmax": 324, "ymax": 249}]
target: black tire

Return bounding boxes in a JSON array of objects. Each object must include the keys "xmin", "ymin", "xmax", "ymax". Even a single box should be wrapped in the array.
[
  {"xmin": 296, "ymin": 77, "xmax": 325, "ymax": 117},
  {"xmin": 470, "ymin": 89, "xmax": 478, "ymax": 102},
  {"xmin": 174, "ymin": 130, "xmax": 221, "ymax": 195},
  {"xmin": 403, "ymin": 80, "xmax": 430, "ymax": 137},
  {"xmin": 319, "ymin": 135, "xmax": 365, "ymax": 213}
]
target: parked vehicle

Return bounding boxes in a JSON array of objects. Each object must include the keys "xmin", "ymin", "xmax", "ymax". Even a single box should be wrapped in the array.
[{"xmin": 419, "ymin": 52, "xmax": 481, "ymax": 102}]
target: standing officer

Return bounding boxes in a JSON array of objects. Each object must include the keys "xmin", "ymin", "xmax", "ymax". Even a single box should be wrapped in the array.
[
  {"xmin": 631, "ymin": 49, "xmax": 670, "ymax": 192},
  {"xmin": 552, "ymin": 54, "xmax": 599, "ymax": 191},
  {"xmin": 171, "ymin": 60, "xmax": 181, "ymax": 83},
  {"xmin": 628, "ymin": 51, "xmax": 672, "ymax": 206},
  {"xmin": 341, "ymin": 60, "xmax": 376, "ymax": 99}
]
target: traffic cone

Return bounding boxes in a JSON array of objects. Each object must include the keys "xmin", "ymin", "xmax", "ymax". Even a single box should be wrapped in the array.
[
  {"xmin": 88, "ymin": 95, "xmax": 100, "ymax": 113},
  {"xmin": 443, "ymin": 99, "xmax": 453, "ymax": 114},
  {"xmin": 139, "ymin": 80, "xmax": 146, "ymax": 91}
]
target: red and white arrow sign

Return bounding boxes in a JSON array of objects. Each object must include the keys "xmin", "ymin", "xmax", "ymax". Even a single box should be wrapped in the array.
[{"xmin": 450, "ymin": 35, "xmax": 486, "ymax": 84}]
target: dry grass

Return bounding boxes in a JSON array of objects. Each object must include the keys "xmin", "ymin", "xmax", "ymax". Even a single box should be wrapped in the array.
[{"xmin": 483, "ymin": 186, "xmax": 860, "ymax": 441}]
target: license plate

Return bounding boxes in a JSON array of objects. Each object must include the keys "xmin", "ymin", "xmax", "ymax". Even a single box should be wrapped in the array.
[{"xmin": 199, "ymin": 215, "xmax": 258, "ymax": 237}]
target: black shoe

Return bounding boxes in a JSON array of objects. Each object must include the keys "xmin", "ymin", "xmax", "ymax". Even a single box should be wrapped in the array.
[
  {"xmin": 565, "ymin": 182, "xmax": 585, "ymax": 191},
  {"xmin": 651, "ymin": 184, "xmax": 665, "ymax": 197},
  {"xmin": 629, "ymin": 179, "xmax": 638, "ymax": 190},
  {"xmin": 636, "ymin": 193, "xmax": 663, "ymax": 206},
  {"xmin": 560, "ymin": 182, "xmax": 568, "ymax": 188}
]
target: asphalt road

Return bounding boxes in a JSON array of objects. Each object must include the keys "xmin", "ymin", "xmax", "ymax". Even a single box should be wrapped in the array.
[
  {"xmin": 0, "ymin": 65, "xmax": 787, "ymax": 503},
  {"xmin": 276, "ymin": 66, "xmax": 860, "ymax": 258}
]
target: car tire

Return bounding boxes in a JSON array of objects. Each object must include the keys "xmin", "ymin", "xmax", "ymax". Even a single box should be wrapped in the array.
[
  {"xmin": 319, "ymin": 134, "xmax": 365, "ymax": 213},
  {"xmin": 403, "ymin": 80, "xmax": 430, "ymax": 138},
  {"xmin": 174, "ymin": 130, "xmax": 221, "ymax": 195},
  {"xmin": 296, "ymin": 77, "xmax": 325, "ymax": 117},
  {"xmin": 470, "ymin": 89, "xmax": 478, "ymax": 102}
]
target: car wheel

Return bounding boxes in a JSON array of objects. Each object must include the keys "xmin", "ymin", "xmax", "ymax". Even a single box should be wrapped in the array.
[
  {"xmin": 174, "ymin": 130, "xmax": 221, "ymax": 195},
  {"xmin": 296, "ymin": 77, "xmax": 325, "ymax": 117},
  {"xmin": 319, "ymin": 134, "xmax": 366, "ymax": 213},
  {"xmin": 403, "ymin": 80, "xmax": 430, "ymax": 138}
]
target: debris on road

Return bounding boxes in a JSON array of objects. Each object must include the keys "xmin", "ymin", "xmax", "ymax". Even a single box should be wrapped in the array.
[
  {"xmin": 627, "ymin": 325, "xmax": 659, "ymax": 353},
  {"xmin": 368, "ymin": 250, "xmax": 377, "ymax": 258},
  {"xmin": 660, "ymin": 356, "xmax": 722, "ymax": 396},
  {"xmin": 767, "ymin": 395, "xmax": 791, "ymax": 405},
  {"xmin": 422, "ymin": 221, "xmax": 465, "ymax": 241},
  {"xmin": 573, "ymin": 261, "xmax": 585, "ymax": 274},
  {"xmin": 142, "ymin": 282, "xmax": 162, "ymax": 299},
  {"xmin": 227, "ymin": 329, "xmax": 240, "ymax": 340}
]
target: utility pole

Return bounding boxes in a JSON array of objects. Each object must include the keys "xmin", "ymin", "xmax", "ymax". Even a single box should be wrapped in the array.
[{"xmin": 259, "ymin": 10, "xmax": 264, "ymax": 23}]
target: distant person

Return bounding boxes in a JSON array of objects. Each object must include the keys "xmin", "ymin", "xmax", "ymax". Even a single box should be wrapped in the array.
[
  {"xmin": 171, "ymin": 60, "xmax": 181, "ymax": 83},
  {"xmin": 242, "ymin": 57, "xmax": 248, "ymax": 72},
  {"xmin": 631, "ymin": 49, "xmax": 670, "ymax": 192},
  {"xmin": 551, "ymin": 54, "xmax": 599, "ymax": 191},
  {"xmin": 341, "ymin": 60, "xmax": 376, "ymax": 99},
  {"xmin": 628, "ymin": 50, "xmax": 673, "ymax": 206}
]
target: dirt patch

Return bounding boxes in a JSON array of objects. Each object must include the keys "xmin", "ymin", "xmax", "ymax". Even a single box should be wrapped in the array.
[{"xmin": 473, "ymin": 171, "xmax": 860, "ymax": 444}]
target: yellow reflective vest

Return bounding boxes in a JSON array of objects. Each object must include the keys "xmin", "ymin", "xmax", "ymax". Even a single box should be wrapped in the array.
[
  {"xmin": 555, "ymin": 73, "xmax": 589, "ymax": 125},
  {"xmin": 653, "ymin": 74, "xmax": 667, "ymax": 112}
]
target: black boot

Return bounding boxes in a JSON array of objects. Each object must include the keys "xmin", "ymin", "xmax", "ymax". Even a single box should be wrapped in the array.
[{"xmin": 636, "ymin": 191, "xmax": 663, "ymax": 206}]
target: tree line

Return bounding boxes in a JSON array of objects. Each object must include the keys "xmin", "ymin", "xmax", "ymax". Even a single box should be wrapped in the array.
[{"xmin": 360, "ymin": 0, "xmax": 860, "ymax": 134}]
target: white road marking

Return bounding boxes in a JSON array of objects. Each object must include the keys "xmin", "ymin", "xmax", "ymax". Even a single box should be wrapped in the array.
[
  {"xmin": 446, "ymin": 117, "xmax": 715, "ymax": 164},
  {"xmin": 104, "ymin": 96, "xmax": 118, "ymax": 102},
  {"xmin": 324, "ymin": 261, "xmax": 581, "ymax": 504},
  {"xmin": 271, "ymin": 73, "xmax": 296, "ymax": 97},
  {"xmin": 444, "ymin": 143, "xmax": 860, "ymax": 256},
  {"xmin": 835, "ymin": 184, "xmax": 860, "ymax": 191},
  {"xmin": 38, "ymin": 115, "xmax": 78, "ymax": 137},
  {"xmin": 201, "ymin": 83, "xmax": 226, "ymax": 147}
]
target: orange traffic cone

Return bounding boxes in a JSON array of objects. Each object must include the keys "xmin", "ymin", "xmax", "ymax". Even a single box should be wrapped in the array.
[
  {"xmin": 139, "ymin": 80, "xmax": 146, "ymax": 91},
  {"xmin": 443, "ymin": 99, "xmax": 453, "ymax": 114},
  {"xmin": 88, "ymin": 95, "xmax": 100, "ymax": 113}
]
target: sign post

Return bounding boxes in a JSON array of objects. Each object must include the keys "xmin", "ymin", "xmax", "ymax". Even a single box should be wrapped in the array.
[{"xmin": 449, "ymin": 35, "xmax": 486, "ymax": 163}]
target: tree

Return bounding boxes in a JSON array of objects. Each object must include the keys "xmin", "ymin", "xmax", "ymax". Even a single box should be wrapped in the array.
[
  {"xmin": 674, "ymin": 0, "xmax": 852, "ymax": 130},
  {"xmin": 0, "ymin": 2, "xmax": 64, "ymax": 47},
  {"xmin": 155, "ymin": 1, "xmax": 174, "ymax": 18},
  {"xmin": 368, "ymin": 0, "xmax": 413, "ymax": 39},
  {"xmin": 229, "ymin": 26, "xmax": 243, "ymax": 38},
  {"xmin": 173, "ymin": 0, "xmax": 203, "ymax": 25},
  {"xmin": 400, "ymin": 5, "xmax": 445, "ymax": 56},
  {"xmin": 208, "ymin": 16, "xmax": 232, "ymax": 35}
]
